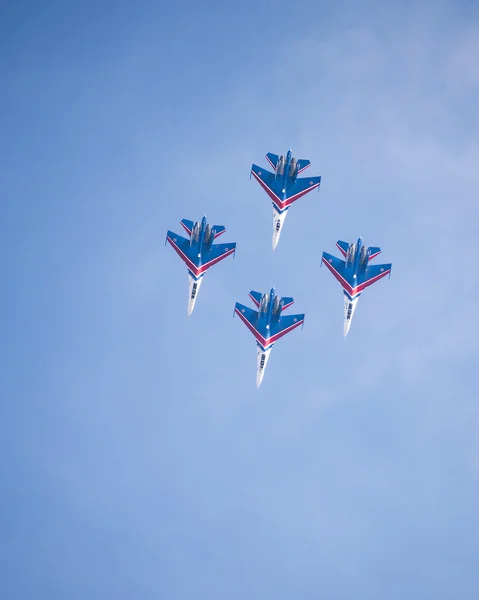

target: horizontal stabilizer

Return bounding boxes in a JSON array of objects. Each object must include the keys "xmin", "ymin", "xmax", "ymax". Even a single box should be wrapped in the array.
[
  {"xmin": 212, "ymin": 225, "xmax": 226, "ymax": 239},
  {"xmin": 336, "ymin": 240, "xmax": 350, "ymax": 258},
  {"xmin": 180, "ymin": 219, "xmax": 195, "ymax": 236},
  {"xmin": 265, "ymin": 152, "xmax": 280, "ymax": 170},
  {"xmin": 296, "ymin": 158, "xmax": 310, "ymax": 173},
  {"xmin": 368, "ymin": 246, "xmax": 381, "ymax": 261},
  {"xmin": 248, "ymin": 290, "xmax": 262, "ymax": 308},
  {"xmin": 281, "ymin": 296, "xmax": 294, "ymax": 311}
]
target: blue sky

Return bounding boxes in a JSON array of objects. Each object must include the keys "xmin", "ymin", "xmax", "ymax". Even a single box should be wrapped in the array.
[{"xmin": 1, "ymin": 1, "xmax": 479, "ymax": 598}]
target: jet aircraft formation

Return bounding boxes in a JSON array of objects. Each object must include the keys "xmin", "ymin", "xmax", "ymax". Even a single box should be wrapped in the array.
[{"xmin": 166, "ymin": 149, "xmax": 392, "ymax": 387}]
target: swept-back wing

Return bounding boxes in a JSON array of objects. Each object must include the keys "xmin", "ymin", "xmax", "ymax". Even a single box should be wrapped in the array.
[
  {"xmin": 200, "ymin": 242, "xmax": 236, "ymax": 274},
  {"xmin": 268, "ymin": 313, "xmax": 304, "ymax": 344},
  {"xmin": 234, "ymin": 302, "xmax": 262, "ymax": 343},
  {"xmin": 321, "ymin": 252, "xmax": 349, "ymax": 289},
  {"xmin": 356, "ymin": 263, "xmax": 392, "ymax": 293},
  {"xmin": 166, "ymin": 231, "xmax": 193, "ymax": 269}
]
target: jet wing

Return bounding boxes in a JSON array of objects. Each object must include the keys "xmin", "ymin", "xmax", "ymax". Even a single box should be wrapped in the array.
[
  {"xmin": 211, "ymin": 225, "xmax": 226, "ymax": 239},
  {"xmin": 336, "ymin": 240, "xmax": 350, "ymax": 258},
  {"xmin": 201, "ymin": 242, "xmax": 236, "ymax": 273},
  {"xmin": 268, "ymin": 313, "xmax": 304, "ymax": 344},
  {"xmin": 248, "ymin": 290, "xmax": 262, "ymax": 308},
  {"xmin": 356, "ymin": 262, "xmax": 392, "ymax": 293},
  {"xmin": 166, "ymin": 230, "xmax": 198, "ymax": 271},
  {"xmin": 180, "ymin": 219, "xmax": 195, "ymax": 236},
  {"xmin": 234, "ymin": 302, "xmax": 261, "ymax": 342},
  {"xmin": 251, "ymin": 163, "xmax": 276, "ymax": 186},
  {"xmin": 321, "ymin": 252, "xmax": 352, "ymax": 293},
  {"xmin": 296, "ymin": 159, "xmax": 310, "ymax": 173},
  {"xmin": 265, "ymin": 152, "xmax": 280, "ymax": 170},
  {"xmin": 251, "ymin": 164, "xmax": 321, "ymax": 212}
]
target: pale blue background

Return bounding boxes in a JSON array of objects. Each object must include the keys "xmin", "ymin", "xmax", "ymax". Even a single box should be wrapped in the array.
[{"xmin": 1, "ymin": 1, "xmax": 479, "ymax": 598}]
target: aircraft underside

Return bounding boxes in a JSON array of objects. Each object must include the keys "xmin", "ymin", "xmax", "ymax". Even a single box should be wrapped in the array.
[
  {"xmin": 272, "ymin": 207, "xmax": 288, "ymax": 250},
  {"xmin": 256, "ymin": 344, "xmax": 272, "ymax": 388}
]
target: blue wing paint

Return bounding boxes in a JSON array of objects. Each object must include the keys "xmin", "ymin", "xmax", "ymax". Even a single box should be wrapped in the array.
[
  {"xmin": 368, "ymin": 246, "xmax": 381, "ymax": 261},
  {"xmin": 211, "ymin": 224, "xmax": 226, "ymax": 239},
  {"xmin": 296, "ymin": 159, "xmax": 310, "ymax": 173},
  {"xmin": 204, "ymin": 241, "xmax": 236, "ymax": 266},
  {"xmin": 248, "ymin": 291, "xmax": 262, "ymax": 308},
  {"xmin": 268, "ymin": 313, "xmax": 305, "ymax": 344},
  {"xmin": 265, "ymin": 153, "xmax": 279, "ymax": 170},
  {"xmin": 180, "ymin": 219, "xmax": 195, "ymax": 236},
  {"xmin": 336, "ymin": 240, "xmax": 350, "ymax": 257},
  {"xmin": 280, "ymin": 296, "xmax": 294, "ymax": 311},
  {"xmin": 166, "ymin": 230, "xmax": 190, "ymax": 252},
  {"xmin": 356, "ymin": 262, "xmax": 392, "ymax": 290}
]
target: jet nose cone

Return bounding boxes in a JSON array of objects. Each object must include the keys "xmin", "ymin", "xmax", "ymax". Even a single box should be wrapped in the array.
[
  {"xmin": 187, "ymin": 274, "xmax": 202, "ymax": 318},
  {"xmin": 272, "ymin": 235, "xmax": 279, "ymax": 251},
  {"xmin": 256, "ymin": 371, "xmax": 264, "ymax": 389},
  {"xmin": 343, "ymin": 319, "xmax": 351, "ymax": 337}
]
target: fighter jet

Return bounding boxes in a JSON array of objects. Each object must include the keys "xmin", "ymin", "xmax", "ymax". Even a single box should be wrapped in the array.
[
  {"xmin": 234, "ymin": 287, "xmax": 305, "ymax": 388},
  {"xmin": 166, "ymin": 216, "xmax": 236, "ymax": 316},
  {"xmin": 321, "ymin": 237, "xmax": 392, "ymax": 336},
  {"xmin": 250, "ymin": 149, "xmax": 321, "ymax": 250}
]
